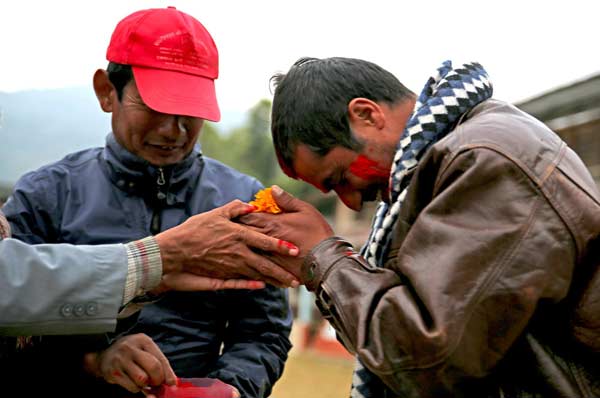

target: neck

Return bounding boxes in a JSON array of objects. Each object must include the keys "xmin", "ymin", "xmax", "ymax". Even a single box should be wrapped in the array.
[{"xmin": 388, "ymin": 96, "xmax": 417, "ymax": 142}]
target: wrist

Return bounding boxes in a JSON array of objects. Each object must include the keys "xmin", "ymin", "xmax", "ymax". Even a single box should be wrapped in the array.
[
  {"xmin": 83, "ymin": 352, "xmax": 102, "ymax": 378},
  {"xmin": 301, "ymin": 236, "xmax": 354, "ymax": 291},
  {"xmin": 154, "ymin": 230, "xmax": 178, "ymax": 275},
  {"xmin": 124, "ymin": 237, "xmax": 163, "ymax": 303}
]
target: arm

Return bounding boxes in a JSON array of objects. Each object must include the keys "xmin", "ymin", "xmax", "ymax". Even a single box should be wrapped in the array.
[
  {"xmin": 5, "ymin": 171, "xmax": 301, "ymax": 288},
  {"xmin": 2, "ymin": 171, "xmax": 59, "ymax": 244},
  {"xmin": 0, "ymin": 200, "xmax": 295, "ymax": 336},
  {"xmin": 0, "ymin": 237, "xmax": 128, "ymax": 336},
  {"xmin": 206, "ymin": 286, "xmax": 293, "ymax": 398}
]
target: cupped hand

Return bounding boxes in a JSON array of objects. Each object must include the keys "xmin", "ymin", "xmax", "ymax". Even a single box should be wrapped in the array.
[
  {"xmin": 154, "ymin": 200, "xmax": 300, "ymax": 288},
  {"xmin": 83, "ymin": 333, "xmax": 176, "ymax": 394},
  {"xmin": 151, "ymin": 273, "xmax": 266, "ymax": 295},
  {"xmin": 239, "ymin": 186, "xmax": 334, "ymax": 278}
]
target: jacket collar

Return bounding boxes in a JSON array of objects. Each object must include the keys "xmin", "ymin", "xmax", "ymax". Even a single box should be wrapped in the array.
[{"xmin": 101, "ymin": 133, "xmax": 203, "ymax": 205}]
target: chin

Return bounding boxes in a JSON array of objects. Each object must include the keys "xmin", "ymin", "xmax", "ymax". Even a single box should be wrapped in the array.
[{"xmin": 147, "ymin": 157, "xmax": 181, "ymax": 167}]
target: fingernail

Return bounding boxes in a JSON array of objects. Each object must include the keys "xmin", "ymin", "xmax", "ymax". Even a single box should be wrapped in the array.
[
  {"xmin": 245, "ymin": 205, "xmax": 257, "ymax": 213},
  {"xmin": 291, "ymin": 280, "xmax": 300, "ymax": 288},
  {"xmin": 278, "ymin": 240, "xmax": 299, "ymax": 255},
  {"xmin": 250, "ymin": 281, "xmax": 265, "ymax": 289},
  {"xmin": 271, "ymin": 185, "xmax": 283, "ymax": 195}
]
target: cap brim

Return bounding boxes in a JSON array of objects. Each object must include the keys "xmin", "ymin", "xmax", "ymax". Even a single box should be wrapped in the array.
[{"xmin": 133, "ymin": 66, "xmax": 221, "ymax": 122}]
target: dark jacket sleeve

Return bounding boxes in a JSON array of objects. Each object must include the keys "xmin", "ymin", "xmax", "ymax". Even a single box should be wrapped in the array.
[
  {"xmin": 304, "ymin": 146, "xmax": 576, "ymax": 395},
  {"xmin": 3, "ymin": 170, "xmax": 60, "ymax": 244},
  {"xmin": 207, "ymin": 285, "xmax": 293, "ymax": 398}
]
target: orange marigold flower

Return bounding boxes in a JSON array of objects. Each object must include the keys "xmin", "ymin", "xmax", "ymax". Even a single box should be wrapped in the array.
[{"xmin": 249, "ymin": 187, "xmax": 282, "ymax": 214}]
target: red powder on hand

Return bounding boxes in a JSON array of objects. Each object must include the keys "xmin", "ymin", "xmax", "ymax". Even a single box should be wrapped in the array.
[{"xmin": 150, "ymin": 377, "xmax": 235, "ymax": 398}]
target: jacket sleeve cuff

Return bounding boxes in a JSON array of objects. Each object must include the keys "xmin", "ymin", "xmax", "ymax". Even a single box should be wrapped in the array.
[
  {"xmin": 301, "ymin": 236, "xmax": 355, "ymax": 292},
  {"xmin": 123, "ymin": 236, "xmax": 163, "ymax": 304}
]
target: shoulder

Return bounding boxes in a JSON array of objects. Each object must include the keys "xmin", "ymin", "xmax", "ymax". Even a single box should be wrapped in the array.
[
  {"xmin": 185, "ymin": 156, "xmax": 264, "ymax": 206},
  {"xmin": 8, "ymin": 147, "xmax": 104, "ymax": 208},
  {"xmin": 15, "ymin": 147, "xmax": 103, "ymax": 185},
  {"xmin": 431, "ymin": 99, "xmax": 565, "ymax": 181},
  {"xmin": 448, "ymin": 99, "xmax": 560, "ymax": 151},
  {"xmin": 202, "ymin": 156, "xmax": 263, "ymax": 189}
]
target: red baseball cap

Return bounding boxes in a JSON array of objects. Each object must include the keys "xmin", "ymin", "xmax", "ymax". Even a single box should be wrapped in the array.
[{"xmin": 106, "ymin": 6, "xmax": 220, "ymax": 121}]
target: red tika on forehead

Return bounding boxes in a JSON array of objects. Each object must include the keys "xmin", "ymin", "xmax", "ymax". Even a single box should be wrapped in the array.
[{"xmin": 348, "ymin": 155, "xmax": 389, "ymax": 180}]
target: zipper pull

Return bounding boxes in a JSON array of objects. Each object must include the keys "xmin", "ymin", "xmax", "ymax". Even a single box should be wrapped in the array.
[
  {"xmin": 156, "ymin": 167, "xmax": 167, "ymax": 201},
  {"xmin": 157, "ymin": 167, "xmax": 166, "ymax": 186}
]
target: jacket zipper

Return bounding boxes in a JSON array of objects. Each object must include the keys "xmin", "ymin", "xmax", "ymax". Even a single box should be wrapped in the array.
[{"xmin": 150, "ymin": 167, "xmax": 166, "ymax": 235}]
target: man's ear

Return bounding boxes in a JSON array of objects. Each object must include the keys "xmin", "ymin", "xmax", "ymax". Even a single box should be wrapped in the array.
[
  {"xmin": 347, "ymin": 98, "xmax": 385, "ymax": 129},
  {"xmin": 93, "ymin": 69, "xmax": 115, "ymax": 113}
]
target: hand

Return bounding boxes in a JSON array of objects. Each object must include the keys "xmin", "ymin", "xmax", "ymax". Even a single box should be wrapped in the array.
[
  {"xmin": 154, "ymin": 200, "xmax": 300, "ymax": 288},
  {"xmin": 151, "ymin": 273, "xmax": 266, "ymax": 295},
  {"xmin": 239, "ymin": 185, "xmax": 334, "ymax": 278},
  {"xmin": 83, "ymin": 334, "xmax": 176, "ymax": 394}
]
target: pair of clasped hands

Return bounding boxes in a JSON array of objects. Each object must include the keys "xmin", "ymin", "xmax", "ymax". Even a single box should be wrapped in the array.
[
  {"xmin": 153, "ymin": 184, "xmax": 334, "ymax": 291},
  {"xmin": 84, "ymin": 185, "xmax": 334, "ymax": 397}
]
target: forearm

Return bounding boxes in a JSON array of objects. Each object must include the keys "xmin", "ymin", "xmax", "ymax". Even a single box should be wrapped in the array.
[{"xmin": 302, "ymin": 237, "xmax": 406, "ymax": 362}]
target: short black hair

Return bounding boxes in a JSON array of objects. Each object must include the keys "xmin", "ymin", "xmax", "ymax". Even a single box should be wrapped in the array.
[
  {"xmin": 106, "ymin": 62, "xmax": 133, "ymax": 101},
  {"xmin": 270, "ymin": 57, "xmax": 414, "ymax": 177}
]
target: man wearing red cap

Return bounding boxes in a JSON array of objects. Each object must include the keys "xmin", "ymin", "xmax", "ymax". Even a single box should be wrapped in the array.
[{"xmin": 2, "ymin": 7, "xmax": 292, "ymax": 398}]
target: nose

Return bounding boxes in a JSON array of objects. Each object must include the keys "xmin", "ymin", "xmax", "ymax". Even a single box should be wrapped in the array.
[
  {"xmin": 336, "ymin": 189, "xmax": 362, "ymax": 211},
  {"xmin": 156, "ymin": 115, "xmax": 186, "ymax": 141}
]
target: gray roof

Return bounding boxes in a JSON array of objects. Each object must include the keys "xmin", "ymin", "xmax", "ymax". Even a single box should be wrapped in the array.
[{"xmin": 515, "ymin": 72, "xmax": 600, "ymax": 130}]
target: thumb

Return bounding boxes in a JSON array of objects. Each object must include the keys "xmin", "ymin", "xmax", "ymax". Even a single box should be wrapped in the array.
[
  {"xmin": 219, "ymin": 199, "xmax": 257, "ymax": 219},
  {"xmin": 270, "ymin": 185, "xmax": 301, "ymax": 212}
]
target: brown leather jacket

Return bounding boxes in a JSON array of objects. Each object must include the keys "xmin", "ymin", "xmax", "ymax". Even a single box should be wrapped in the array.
[{"xmin": 303, "ymin": 99, "xmax": 600, "ymax": 397}]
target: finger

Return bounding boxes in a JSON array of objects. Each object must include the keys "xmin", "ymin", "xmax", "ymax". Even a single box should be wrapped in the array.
[
  {"xmin": 118, "ymin": 363, "xmax": 146, "ymax": 392},
  {"xmin": 139, "ymin": 342, "xmax": 177, "ymax": 386},
  {"xmin": 107, "ymin": 368, "xmax": 138, "ymax": 392},
  {"xmin": 244, "ymin": 249, "xmax": 299, "ymax": 288},
  {"xmin": 218, "ymin": 199, "xmax": 257, "ymax": 220},
  {"xmin": 130, "ymin": 349, "xmax": 164, "ymax": 387},
  {"xmin": 243, "ymin": 227, "xmax": 300, "ymax": 257},
  {"xmin": 163, "ymin": 273, "xmax": 265, "ymax": 290},
  {"xmin": 270, "ymin": 185, "xmax": 301, "ymax": 212},
  {"xmin": 177, "ymin": 259, "xmax": 265, "ymax": 282},
  {"xmin": 237, "ymin": 212, "xmax": 270, "ymax": 228},
  {"xmin": 220, "ymin": 279, "xmax": 266, "ymax": 290}
]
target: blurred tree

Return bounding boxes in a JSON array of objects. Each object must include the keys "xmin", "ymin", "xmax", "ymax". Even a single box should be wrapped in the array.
[{"xmin": 200, "ymin": 100, "xmax": 336, "ymax": 216}]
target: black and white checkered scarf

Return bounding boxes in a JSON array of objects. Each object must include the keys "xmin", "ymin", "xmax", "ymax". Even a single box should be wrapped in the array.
[{"xmin": 352, "ymin": 60, "xmax": 493, "ymax": 397}]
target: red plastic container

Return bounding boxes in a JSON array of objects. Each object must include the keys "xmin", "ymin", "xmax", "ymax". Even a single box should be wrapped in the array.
[{"xmin": 149, "ymin": 377, "xmax": 236, "ymax": 398}]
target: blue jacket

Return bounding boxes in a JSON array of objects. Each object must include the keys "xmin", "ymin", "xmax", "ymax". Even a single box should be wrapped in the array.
[{"xmin": 3, "ymin": 133, "xmax": 293, "ymax": 397}]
